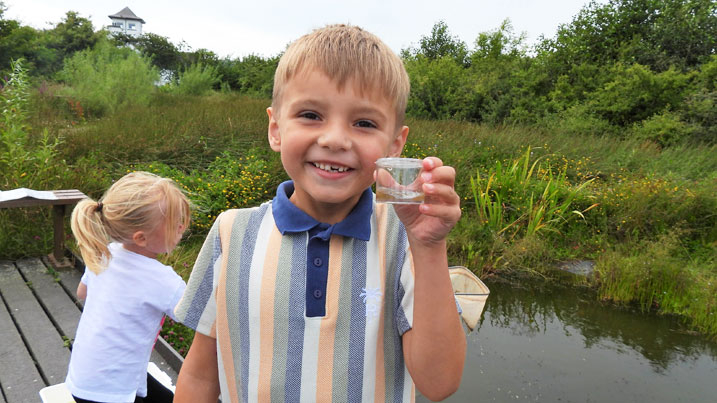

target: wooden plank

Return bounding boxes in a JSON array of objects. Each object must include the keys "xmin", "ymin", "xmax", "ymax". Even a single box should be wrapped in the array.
[
  {"xmin": 0, "ymin": 262, "xmax": 46, "ymax": 402},
  {"xmin": 48, "ymin": 259, "xmax": 85, "ymax": 311},
  {"xmin": 16, "ymin": 258, "xmax": 82, "ymax": 341},
  {"xmin": 0, "ymin": 262, "xmax": 70, "ymax": 386}
]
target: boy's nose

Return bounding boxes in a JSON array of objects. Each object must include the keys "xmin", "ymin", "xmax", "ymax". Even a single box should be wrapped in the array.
[{"xmin": 317, "ymin": 123, "xmax": 351, "ymax": 150}]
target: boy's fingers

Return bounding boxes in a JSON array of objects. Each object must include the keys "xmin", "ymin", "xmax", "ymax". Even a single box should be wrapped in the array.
[
  {"xmin": 422, "ymin": 157, "xmax": 443, "ymax": 171},
  {"xmin": 421, "ymin": 165, "xmax": 456, "ymax": 187},
  {"xmin": 419, "ymin": 200, "xmax": 462, "ymax": 222},
  {"xmin": 423, "ymin": 182, "xmax": 460, "ymax": 205}
]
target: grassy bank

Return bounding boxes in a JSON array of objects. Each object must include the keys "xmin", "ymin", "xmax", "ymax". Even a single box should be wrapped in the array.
[{"xmin": 2, "ymin": 91, "xmax": 715, "ymax": 347}]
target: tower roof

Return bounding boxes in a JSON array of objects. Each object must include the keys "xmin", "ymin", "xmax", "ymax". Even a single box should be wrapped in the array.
[{"xmin": 108, "ymin": 7, "xmax": 145, "ymax": 23}]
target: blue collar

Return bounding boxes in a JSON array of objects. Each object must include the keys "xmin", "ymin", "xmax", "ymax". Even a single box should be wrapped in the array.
[{"xmin": 272, "ymin": 181, "xmax": 373, "ymax": 241}]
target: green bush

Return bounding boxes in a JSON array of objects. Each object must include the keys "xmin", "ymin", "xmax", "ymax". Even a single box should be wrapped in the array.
[
  {"xmin": 217, "ymin": 55, "xmax": 278, "ymax": 97},
  {"xmin": 129, "ymin": 149, "xmax": 282, "ymax": 234},
  {"xmin": 172, "ymin": 63, "xmax": 221, "ymax": 96},
  {"xmin": 587, "ymin": 63, "xmax": 690, "ymax": 127},
  {"xmin": 630, "ymin": 111, "xmax": 695, "ymax": 148},
  {"xmin": 58, "ymin": 38, "xmax": 158, "ymax": 116},
  {"xmin": 540, "ymin": 104, "xmax": 617, "ymax": 138},
  {"xmin": 404, "ymin": 55, "xmax": 474, "ymax": 120}
]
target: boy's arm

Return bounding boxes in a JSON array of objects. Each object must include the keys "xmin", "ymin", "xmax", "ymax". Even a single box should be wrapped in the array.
[
  {"xmin": 393, "ymin": 157, "xmax": 466, "ymax": 401},
  {"xmin": 174, "ymin": 332, "xmax": 220, "ymax": 403},
  {"xmin": 401, "ymin": 241, "xmax": 466, "ymax": 401}
]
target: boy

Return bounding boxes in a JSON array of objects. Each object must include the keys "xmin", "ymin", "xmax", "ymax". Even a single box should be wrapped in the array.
[{"xmin": 174, "ymin": 24, "xmax": 466, "ymax": 402}]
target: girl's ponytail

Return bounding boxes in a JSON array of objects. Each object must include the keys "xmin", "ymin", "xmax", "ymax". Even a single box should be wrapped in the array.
[
  {"xmin": 70, "ymin": 171, "xmax": 190, "ymax": 274},
  {"xmin": 71, "ymin": 198, "xmax": 111, "ymax": 274}
]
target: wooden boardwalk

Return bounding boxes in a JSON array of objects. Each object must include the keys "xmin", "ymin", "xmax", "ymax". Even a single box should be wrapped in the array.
[{"xmin": 0, "ymin": 256, "xmax": 183, "ymax": 403}]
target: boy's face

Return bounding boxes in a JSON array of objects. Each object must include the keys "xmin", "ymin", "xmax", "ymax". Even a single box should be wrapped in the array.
[{"xmin": 267, "ymin": 69, "xmax": 408, "ymax": 222}]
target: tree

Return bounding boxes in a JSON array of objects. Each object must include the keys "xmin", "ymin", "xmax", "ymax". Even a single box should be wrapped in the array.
[
  {"xmin": 406, "ymin": 21, "xmax": 469, "ymax": 66},
  {"xmin": 113, "ymin": 32, "xmax": 182, "ymax": 77},
  {"xmin": 217, "ymin": 54, "xmax": 279, "ymax": 97},
  {"xmin": 45, "ymin": 11, "xmax": 97, "ymax": 57},
  {"xmin": 0, "ymin": 3, "xmax": 44, "ymax": 75},
  {"xmin": 538, "ymin": 0, "xmax": 717, "ymax": 73},
  {"xmin": 472, "ymin": 19, "xmax": 526, "ymax": 61}
]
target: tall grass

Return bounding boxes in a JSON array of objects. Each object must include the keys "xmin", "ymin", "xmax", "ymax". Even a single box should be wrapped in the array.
[
  {"xmin": 469, "ymin": 147, "xmax": 597, "ymax": 237},
  {"xmin": 597, "ymin": 230, "xmax": 717, "ymax": 337},
  {"xmin": 58, "ymin": 92, "xmax": 270, "ymax": 169}
]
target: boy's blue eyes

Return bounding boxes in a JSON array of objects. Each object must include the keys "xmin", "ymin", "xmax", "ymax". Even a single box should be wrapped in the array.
[
  {"xmin": 298, "ymin": 112, "xmax": 377, "ymax": 129},
  {"xmin": 355, "ymin": 120, "xmax": 377, "ymax": 128}
]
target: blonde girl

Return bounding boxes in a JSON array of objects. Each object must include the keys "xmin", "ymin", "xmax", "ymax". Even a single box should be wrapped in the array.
[{"xmin": 66, "ymin": 172, "xmax": 190, "ymax": 403}]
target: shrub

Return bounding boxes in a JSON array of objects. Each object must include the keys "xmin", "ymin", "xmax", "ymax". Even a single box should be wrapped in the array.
[
  {"xmin": 586, "ymin": 63, "xmax": 690, "ymax": 126},
  {"xmin": 540, "ymin": 103, "xmax": 617, "ymax": 139},
  {"xmin": 404, "ymin": 55, "xmax": 474, "ymax": 120},
  {"xmin": 172, "ymin": 63, "xmax": 221, "ymax": 96},
  {"xmin": 630, "ymin": 111, "xmax": 695, "ymax": 148},
  {"xmin": 129, "ymin": 149, "xmax": 281, "ymax": 234},
  {"xmin": 59, "ymin": 38, "xmax": 158, "ymax": 116}
]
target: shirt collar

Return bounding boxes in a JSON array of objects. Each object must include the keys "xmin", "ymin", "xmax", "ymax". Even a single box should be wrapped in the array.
[{"xmin": 272, "ymin": 181, "xmax": 373, "ymax": 241}]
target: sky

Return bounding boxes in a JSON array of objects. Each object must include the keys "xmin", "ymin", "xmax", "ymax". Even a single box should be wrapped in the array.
[{"xmin": 4, "ymin": 0, "xmax": 604, "ymax": 59}]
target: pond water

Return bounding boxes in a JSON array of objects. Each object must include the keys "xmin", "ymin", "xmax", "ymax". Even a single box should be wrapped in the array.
[{"xmin": 417, "ymin": 280, "xmax": 717, "ymax": 402}]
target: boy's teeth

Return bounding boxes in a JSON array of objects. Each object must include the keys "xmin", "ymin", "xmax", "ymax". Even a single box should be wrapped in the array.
[{"xmin": 314, "ymin": 162, "xmax": 348, "ymax": 172}]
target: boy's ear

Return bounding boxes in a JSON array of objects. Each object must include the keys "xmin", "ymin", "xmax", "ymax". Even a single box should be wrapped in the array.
[
  {"xmin": 131, "ymin": 231, "xmax": 147, "ymax": 247},
  {"xmin": 388, "ymin": 125, "xmax": 410, "ymax": 157},
  {"xmin": 267, "ymin": 107, "xmax": 281, "ymax": 152}
]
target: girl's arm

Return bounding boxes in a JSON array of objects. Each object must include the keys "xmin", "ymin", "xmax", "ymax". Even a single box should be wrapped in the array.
[
  {"xmin": 76, "ymin": 282, "xmax": 87, "ymax": 300},
  {"xmin": 174, "ymin": 332, "xmax": 220, "ymax": 403}
]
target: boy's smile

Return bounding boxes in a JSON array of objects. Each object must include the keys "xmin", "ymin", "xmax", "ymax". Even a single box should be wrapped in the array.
[{"xmin": 268, "ymin": 69, "xmax": 408, "ymax": 223}]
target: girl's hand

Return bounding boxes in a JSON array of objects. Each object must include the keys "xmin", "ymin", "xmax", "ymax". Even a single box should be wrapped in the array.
[{"xmin": 392, "ymin": 157, "xmax": 461, "ymax": 246}]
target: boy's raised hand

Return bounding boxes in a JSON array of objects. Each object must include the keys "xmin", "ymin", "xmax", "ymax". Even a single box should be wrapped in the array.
[{"xmin": 391, "ymin": 157, "xmax": 461, "ymax": 245}]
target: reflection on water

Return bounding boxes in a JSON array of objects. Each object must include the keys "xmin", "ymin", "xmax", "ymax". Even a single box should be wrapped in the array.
[{"xmin": 417, "ymin": 280, "xmax": 717, "ymax": 402}]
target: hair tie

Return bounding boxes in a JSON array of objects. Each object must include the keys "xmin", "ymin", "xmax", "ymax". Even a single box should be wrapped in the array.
[{"xmin": 96, "ymin": 202, "xmax": 103, "ymax": 213}]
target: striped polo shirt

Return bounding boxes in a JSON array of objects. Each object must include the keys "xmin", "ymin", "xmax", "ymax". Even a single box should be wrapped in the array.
[{"xmin": 175, "ymin": 182, "xmax": 416, "ymax": 402}]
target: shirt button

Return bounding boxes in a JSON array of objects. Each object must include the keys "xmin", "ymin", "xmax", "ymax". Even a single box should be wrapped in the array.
[
  {"xmin": 313, "ymin": 257, "xmax": 322, "ymax": 267},
  {"xmin": 313, "ymin": 289, "xmax": 323, "ymax": 299}
]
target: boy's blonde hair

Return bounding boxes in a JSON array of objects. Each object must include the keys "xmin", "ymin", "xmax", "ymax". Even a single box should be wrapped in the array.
[
  {"xmin": 71, "ymin": 171, "xmax": 191, "ymax": 274},
  {"xmin": 272, "ymin": 24, "xmax": 410, "ymax": 126}
]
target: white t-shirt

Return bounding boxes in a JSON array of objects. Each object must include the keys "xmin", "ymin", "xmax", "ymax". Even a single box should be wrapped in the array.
[{"xmin": 66, "ymin": 243, "xmax": 186, "ymax": 403}]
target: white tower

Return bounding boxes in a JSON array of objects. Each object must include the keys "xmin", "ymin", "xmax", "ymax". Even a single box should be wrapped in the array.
[{"xmin": 107, "ymin": 7, "xmax": 145, "ymax": 37}]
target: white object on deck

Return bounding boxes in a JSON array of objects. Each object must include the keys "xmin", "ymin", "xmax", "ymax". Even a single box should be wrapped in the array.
[
  {"xmin": 39, "ymin": 362, "xmax": 174, "ymax": 402},
  {"xmin": 38, "ymin": 382, "xmax": 73, "ymax": 403},
  {"xmin": 449, "ymin": 266, "xmax": 490, "ymax": 331},
  {"xmin": 148, "ymin": 361, "xmax": 176, "ymax": 392}
]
